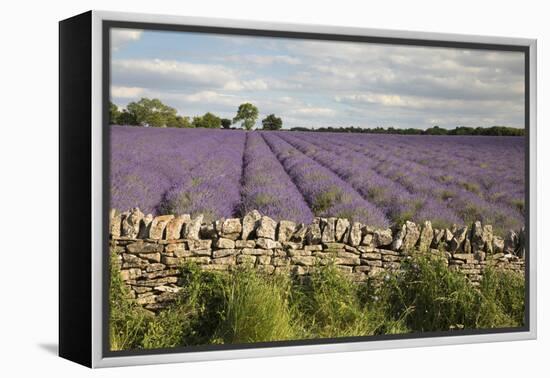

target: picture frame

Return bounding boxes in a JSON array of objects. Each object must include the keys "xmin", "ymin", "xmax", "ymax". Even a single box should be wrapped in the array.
[{"xmin": 59, "ymin": 10, "xmax": 537, "ymax": 368}]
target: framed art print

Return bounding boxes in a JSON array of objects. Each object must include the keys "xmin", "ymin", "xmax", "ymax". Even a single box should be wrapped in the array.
[{"xmin": 59, "ymin": 10, "xmax": 537, "ymax": 368}]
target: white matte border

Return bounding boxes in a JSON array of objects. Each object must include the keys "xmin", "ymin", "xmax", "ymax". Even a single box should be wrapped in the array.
[{"xmin": 90, "ymin": 10, "xmax": 537, "ymax": 368}]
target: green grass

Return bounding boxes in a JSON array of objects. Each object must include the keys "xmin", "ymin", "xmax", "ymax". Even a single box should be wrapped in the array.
[
  {"xmin": 216, "ymin": 269, "xmax": 296, "ymax": 343},
  {"xmin": 109, "ymin": 252, "xmax": 525, "ymax": 351}
]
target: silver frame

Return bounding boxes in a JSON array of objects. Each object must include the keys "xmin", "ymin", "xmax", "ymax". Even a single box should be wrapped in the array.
[{"xmin": 90, "ymin": 10, "xmax": 537, "ymax": 368}]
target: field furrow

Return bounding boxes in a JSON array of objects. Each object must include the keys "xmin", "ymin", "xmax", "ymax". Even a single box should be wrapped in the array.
[
  {"xmin": 111, "ymin": 127, "xmax": 247, "ymax": 219},
  {"xmin": 337, "ymin": 134, "xmax": 524, "ymax": 211},
  {"xmin": 291, "ymin": 132, "xmax": 523, "ymax": 233},
  {"xmin": 276, "ymin": 132, "xmax": 463, "ymax": 228},
  {"xmin": 262, "ymin": 132, "xmax": 389, "ymax": 227},
  {"xmin": 240, "ymin": 132, "xmax": 314, "ymax": 223},
  {"xmin": 159, "ymin": 131, "xmax": 246, "ymax": 221}
]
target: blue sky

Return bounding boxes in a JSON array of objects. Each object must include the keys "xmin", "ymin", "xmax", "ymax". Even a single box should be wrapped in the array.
[{"xmin": 110, "ymin": 28, "xmax": 525, "ymax": 129}]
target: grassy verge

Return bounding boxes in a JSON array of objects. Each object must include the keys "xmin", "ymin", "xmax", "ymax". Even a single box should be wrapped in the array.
[{"xmin": 109, "ymin": 253, "xmax": 525, "ymax": 351}]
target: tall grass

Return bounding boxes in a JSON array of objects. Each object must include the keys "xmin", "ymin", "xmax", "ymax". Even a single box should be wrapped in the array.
[
  {"xmin": 109, "ymin": 253, "xmax": 525, "ymax": 351},
  {"xmin": 216, "ymin": 269, "xmax": 296, "ymax": 343},
  {"xmin": 380, "ymin": 255, "xmax": 525, "ymax": 331},
  {"xmin": 109, "ymin": 251, "xmax": 153, "ymax": 351},
  {"xmin": 293, "ymin": 265, "xmax": 377, "ymax": 338}
]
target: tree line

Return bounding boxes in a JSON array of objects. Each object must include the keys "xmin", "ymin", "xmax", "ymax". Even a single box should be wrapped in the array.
[
  {"xmin": 289, "ymin": 125, "xmax": 525, "ymax": 136},
  {"xmin": 110, "ymin": 98, "xmax": 524, "ymax": 136},
  {"xmin": 110, "ymin": 98, "xmax": 283, "ymax": 130}
]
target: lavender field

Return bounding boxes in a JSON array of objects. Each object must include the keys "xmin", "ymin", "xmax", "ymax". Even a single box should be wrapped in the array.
[{"xmin": 110, "ymin": 126, "xmax": 525, "ymax": 234}]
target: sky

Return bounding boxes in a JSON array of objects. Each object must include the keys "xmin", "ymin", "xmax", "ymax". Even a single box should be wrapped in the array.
[{"xmin": 110, "ymin": 28, "xmax": 525, "ymax": 129}]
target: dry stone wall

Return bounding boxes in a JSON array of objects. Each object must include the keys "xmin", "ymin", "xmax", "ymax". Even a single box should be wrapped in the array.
[{"xmin": 110, "ymin": 208, "xmax": 525, "ymax": 312}]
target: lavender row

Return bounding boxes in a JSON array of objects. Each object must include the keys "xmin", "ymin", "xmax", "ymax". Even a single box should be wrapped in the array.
[
  {"xmin": 336, "ymin": 133, "xmax": 524, "ymax": 213},
  {"xmin": 111, "ymin": 127, "xmax": 247, "ymax": 219},
  {"xmin": 261, "ymin": 133, "xmax": 389, "ymax": 227},
  {"xmin": 291, "ymin": 132, "xmax": 523, "ymax": 233},
  {"xmin": 275, "ymin": 132, "xmax": 462, "ymax": 228},
  {"xmin": 345, "ymin": 135, "xmax": 525, "ymax": 226},
  {"xmin": 159, "ymin": 130, "xmax": 246, "ymax": 221},
  {"xmin": 111, "ymin": 127, "xmax": 223, "ymax": 215},
  {"xmin": 240, "ymin": 133, "xmax": 314, "ymax": 224}
]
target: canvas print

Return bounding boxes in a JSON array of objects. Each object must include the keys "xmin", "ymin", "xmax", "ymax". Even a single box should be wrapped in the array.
[{"xmin": 107, "ymin": 27, "xmax": 527, "ymax": 352}]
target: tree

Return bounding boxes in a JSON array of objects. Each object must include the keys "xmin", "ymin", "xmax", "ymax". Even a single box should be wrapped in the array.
[
  {"xmin": 192, "ymin": 112, "xmax": 222, "ymax": 128},
  {"xmin": 109, "ymin": 102, "xmax": 121, "ymax": 125},
  {"xmin": 166, "ymin": 114, "xmax": 192, "ymax": 128},
  {"xmin": 117, "ymin": 109, "xmax": 138, "ymax": 125},
  {"xmin": 424, "ymin": 125, "xmax": 448, "ymax": 135},
  {"xmin": 261, "ymin": 114, "xmax": 283, "ymax": 130},
  {"xmin": 221, "ymin": 118, "xmax": 232, "ymax": 129},
  {"xmin": 233, "ymin": 103, "xmax": 259, "ymax": 130},
  {"xmin": 126, "ymin": 98, "xmax": 178, "ymax": 127}
]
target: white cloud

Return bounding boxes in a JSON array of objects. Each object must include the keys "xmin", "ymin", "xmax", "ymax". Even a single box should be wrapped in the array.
[
  {"xmin": 221, "ymin": 54, "xmax": 301, "ymax": 65},
  {"xmin": 112, "ymin": 59, "xmax": 238, "ymax": 90},
  {"xmin": 111, "ymin": 29, "xmax": 143, "ymax": 51},
  {"xmin": 180, "ymin": 91, "xmax": 239, "ymax": 106},
  {"xmin": 291, "ymin": 107, "xmax": 337, "ymax": 117},
  {"xmin": 111, "ymin": 86, "xmax": 146, "ymax": 98},
  {"xmin": 224, "ymin": 79, "xmax": 269, "ymax": 91}
]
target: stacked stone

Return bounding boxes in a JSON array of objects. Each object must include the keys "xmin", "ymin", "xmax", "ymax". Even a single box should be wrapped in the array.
[{"xmin": 110, "ymin": 208, "xmax": 526, "ymax": 310}]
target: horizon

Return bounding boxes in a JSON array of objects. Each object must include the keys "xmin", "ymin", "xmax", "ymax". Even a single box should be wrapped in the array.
[{"xmin": 110, "ymin": 28, "xmax": 525, "ymax": 130}]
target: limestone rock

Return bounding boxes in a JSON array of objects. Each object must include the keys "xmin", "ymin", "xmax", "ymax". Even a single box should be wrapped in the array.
[
  {"xmin": 256, "ymin": 238, "xmax": 281, "ymax": 250},
  {"xmin": 493, "ymin": 236, "xmax": 504, "ymax": 253},
  {"xmin": 450, "ymin": 226, "xmax": 468, "ymax": 252},
  {"xmin": 391, "ymin": 224, "xmax": 406, "ymax": 251},
  {"xmin": 482, "ymin": 225, "xmax": 494, "ymax": 254},
  {"xmin": 212, "ymin": 256, "xmax": 236, "ymax": 265},
  {"xmin": 126, "ymin": 241, "xmax": 163, "ymax": 254},
  {"xmin": 242, "ymin": 210, "xmax": 261, "ymax": 240},
  {"xmin": 504, "ymin": 230, "xmax": 518, "ymax": 254},
  {"xmin": 373, "ymin": 228, "xmax": 392, "ymax": 247},
  {"xmin": 401, "ymin": 221, "xmax": 420, "ymax": 251},
  {"xmin": 256, "ymin": 216, "xmax": 277, "ymax": 240},
  {"xmin": 335, "ymin": 218, "xmax": 350, "ymax": 243},
  {"xmin": 149, "ymin": 215, "xmax": 174, "ymax": 240},
  {"xmin": 291, "ymin": 224, "xmax": 308, "ymax": 243},
  {"xmin": 165, "ymin": 214, "xmax": 190, "ymax": 240},
  {"xmin": 221, "ymin": 218, "xmax": 242, "ymax": 240},
  {"xmin": 418, "ymin": 221, "xmax": 434, "ymax": 252},
  {"xmin": 213, "ymin": 249, "xmax": 238, "ymax": 258},
  {"xmin": 183, "ymin": 214, "xmax": 203, "ymax": 240},
  {"xmin": 187, "ymin": 239, "xmax": 212, "ymax": 251},
  {"xmin": 444, "ymin": 228, "xmax": 454, "ymax": 243},
  {"xmin": 349, "ymin": 222, "xmax": 362, "ymax": 247},
  {"xmin": 321, "ymin": 218, "xmax": 336, "ymax": 243},
  {"xmin": 277, "ymin": 220, "xmax": 296, "ymax": 243},
  {"xmin": 110, "ymin": 209, "xmax": 122, "ymax": 238},
  {"xmin": 235, "ymin": 240, "xmax": 256, "ymax": 248},
  {"xmin": 216, "ymin": 238, "xmax": 236, "ymax": 249},
  {"xmin": 432, "ymin": 228, "xmax": 445, "ymax": 248},
  {"xmin": 291, "ymin": 256, "xmax": 315, "ymax": 266},
  {"xmin": 464, "ymin": 238, "xmax": 472, "ymax": 254},
  {"xmin": 470, "ymin": 221, "xmax": 484, "ymax": 253},
  {"xmin": 121, "ymin": 208, "xmax": 144, "ymax": 238},
  {"xmin": 120, "ymin": 268, "xmax": 142, "ymax": 281}
]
